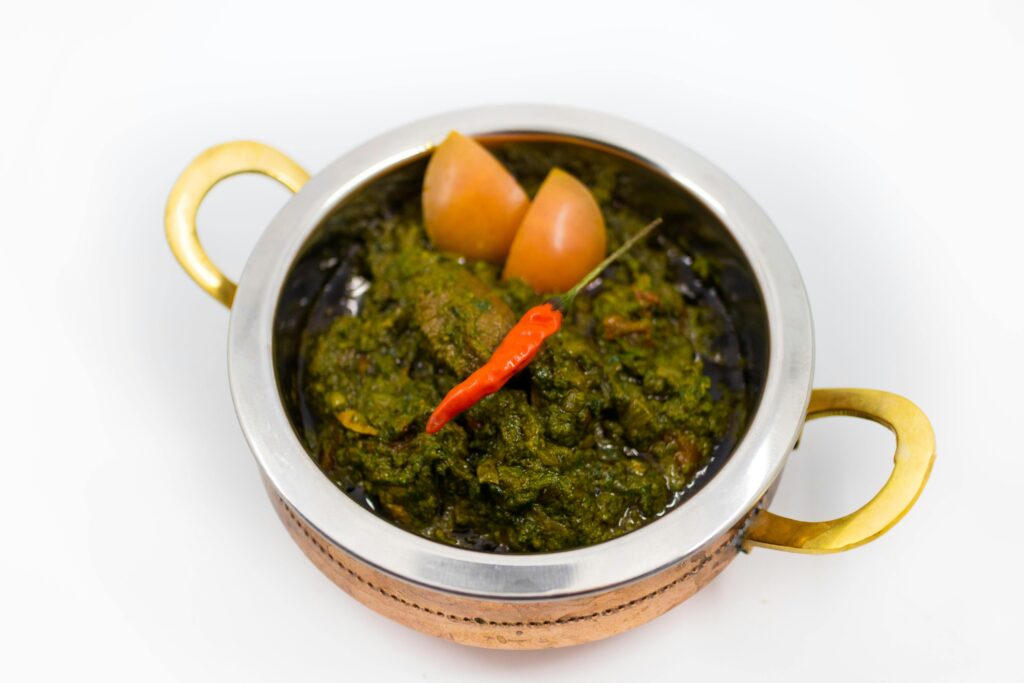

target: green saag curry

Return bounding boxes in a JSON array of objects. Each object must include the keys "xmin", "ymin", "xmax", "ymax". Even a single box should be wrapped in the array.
[{"xmin": 297, "ymin": 145, "xmax": 744, "ymax": 553}]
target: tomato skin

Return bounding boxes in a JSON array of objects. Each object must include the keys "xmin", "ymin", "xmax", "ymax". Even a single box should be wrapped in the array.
[
  {"xmin": 502, "ymin": 168, "xmax": 606, "ymax": 293},
  {"xmin": 422, "ymin": 131, "xmax": 530, "ymax": 263}
]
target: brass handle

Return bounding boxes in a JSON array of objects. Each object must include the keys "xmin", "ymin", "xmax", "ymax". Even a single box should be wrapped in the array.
[
  {"xmin": 164, "ymin": 141, "xmax": 310, "ymax": 308},
  {"xmin": 743, "ymin": 388, "xmax": 935, "ymax": 554}
]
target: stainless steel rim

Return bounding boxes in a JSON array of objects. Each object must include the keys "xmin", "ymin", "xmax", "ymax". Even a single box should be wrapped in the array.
[{"xmin": 228, "ymin": 105, "xmax": 814, "ymax": 599}]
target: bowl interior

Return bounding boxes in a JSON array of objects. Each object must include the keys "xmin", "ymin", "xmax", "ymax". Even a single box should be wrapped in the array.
[{"xmin": 271, "ymin": 133, "xmax": 770, "ymax": 551}]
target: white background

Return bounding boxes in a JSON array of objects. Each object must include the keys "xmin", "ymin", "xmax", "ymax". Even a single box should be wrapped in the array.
[{"xmin": 3, "ymin": 1, "xmax": 1022, "ymax": 680}]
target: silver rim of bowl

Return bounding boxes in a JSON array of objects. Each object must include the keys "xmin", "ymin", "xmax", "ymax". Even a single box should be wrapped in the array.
[{"xmin": 227, "ymin": 105, "xmax": 814, "ymax": 599}]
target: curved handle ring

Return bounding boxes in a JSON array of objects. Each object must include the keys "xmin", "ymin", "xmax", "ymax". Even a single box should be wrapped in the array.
[
  {"xmin": 743, "ymin": 388, "xmax": 935, "ymax": 554},
  {"xmin": 164, "ymin": 141, "xmax": 310, "ymax": 308}
]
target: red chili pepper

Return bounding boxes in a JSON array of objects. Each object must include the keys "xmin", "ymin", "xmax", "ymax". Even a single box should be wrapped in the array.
[
  {"xmin": 425, "ymin": 303, "xmax": 561, "ymax": 433},
  {"xmin": 426, "ymin": 218, "xmax": 662, "ymax": 434}
]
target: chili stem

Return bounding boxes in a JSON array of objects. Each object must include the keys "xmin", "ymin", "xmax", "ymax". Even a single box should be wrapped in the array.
[{"xmin": 550, "ymin": 217, "xmax": 663, "ymax": 311}]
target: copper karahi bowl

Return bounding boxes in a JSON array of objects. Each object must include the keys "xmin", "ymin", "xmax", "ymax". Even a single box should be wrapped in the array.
[{"xmin": 166, "ymin": 105, "xmax": 934, "ymax": 649}]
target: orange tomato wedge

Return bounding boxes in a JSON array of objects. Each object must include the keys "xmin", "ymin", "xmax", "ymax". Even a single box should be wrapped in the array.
[
  {"xmin": 422, "ymin": 131, "xmax": 530, "ymax": 263},
  {"xmin": 503, "ymin": 168, "xmax": 607, "ymax": 293}
]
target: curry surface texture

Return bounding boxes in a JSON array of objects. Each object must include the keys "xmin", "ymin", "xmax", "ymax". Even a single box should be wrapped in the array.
[{"xmin": 296, "ymin": 143, "xmax": 747, "ymax": 553}]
